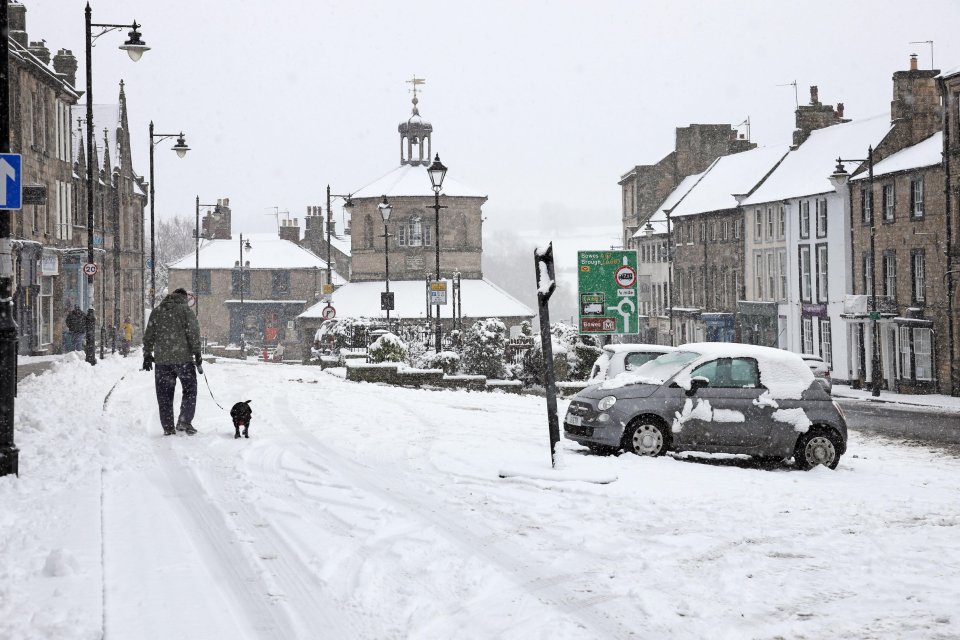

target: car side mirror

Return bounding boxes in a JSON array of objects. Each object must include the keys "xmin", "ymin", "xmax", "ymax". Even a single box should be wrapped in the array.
[{"xmin": 687, "ymin": 376, "xmax": 710, "ymax": 396}]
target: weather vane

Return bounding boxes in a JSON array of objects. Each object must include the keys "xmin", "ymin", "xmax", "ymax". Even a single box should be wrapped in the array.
[{"xmin": 406, "ymin": 75, "xmax": 426, "ymax": 100}]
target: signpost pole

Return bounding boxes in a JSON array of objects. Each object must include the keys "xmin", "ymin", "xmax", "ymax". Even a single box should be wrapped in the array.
[
  {"xmin": 0, "ymin": 0, "xmax": 20, "ymax": 476},
  {"xmin": 534, "ymin": 243, "xmax": 560, "ymax": 468}
]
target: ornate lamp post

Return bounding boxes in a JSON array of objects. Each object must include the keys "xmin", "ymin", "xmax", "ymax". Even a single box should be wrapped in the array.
[
  {"xmin": 148, "ymin": 124, "xmax": 189, "ymax": 309},
  {"xmin": 325, "ymin": 185, "xmax": 353, "ymax": 298},
  {"xmin": 664, "ymin": 208, "xmax": 676, "ymax": 346},
  {"xmin": 238, "ymin": 235, "xmax": 252, "ymax": 356},
  {"xmin": 427, "ymin": 154, "xmax": 447, "ymax": 353},
  {"xmin": 830, "ymin": 148, "xmax": 880, "ymax": 396},
  {"xmin": 84, "ymin": 2, "xmax": 149, "ymax": 365},
  {"xmin": 378, "ymin": 196, "xmax": 393, "ymax": 327}
]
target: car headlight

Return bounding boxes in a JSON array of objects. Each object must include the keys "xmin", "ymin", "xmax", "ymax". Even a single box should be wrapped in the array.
[{"xmin": 598, "ymin": 395, "xmax": 617, "ymax": 411}]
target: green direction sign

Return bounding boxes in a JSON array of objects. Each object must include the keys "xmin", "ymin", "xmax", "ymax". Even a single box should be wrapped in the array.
[
  {"xmin": 578, "ymin": 250, "xmax": 639, "ymax": 335},
  {"xmin": 869, "ymin": 311, "xmax": 881, "ymax": 321}
]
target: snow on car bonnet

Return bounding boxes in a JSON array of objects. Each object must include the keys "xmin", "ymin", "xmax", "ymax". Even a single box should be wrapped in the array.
[{"xmin": 677, "ymin": 343, "xmax": 814, "ymax": 399}]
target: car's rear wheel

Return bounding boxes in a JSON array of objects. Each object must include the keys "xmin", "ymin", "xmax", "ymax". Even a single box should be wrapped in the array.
[
  {"xmin": 623, "ymin": 418, "xmax": 668, "ymax": 457},
  {"xmin": 794, "ymin": 428, "xmax": 842, "ymax": 470}
]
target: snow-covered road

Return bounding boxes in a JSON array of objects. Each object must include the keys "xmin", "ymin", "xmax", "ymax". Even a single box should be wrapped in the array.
[{"xmin": 2, "ymin": 353, "xmax": 960, "ymax": 639}]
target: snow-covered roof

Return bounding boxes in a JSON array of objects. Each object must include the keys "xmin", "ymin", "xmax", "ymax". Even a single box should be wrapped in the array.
[
  {"xmin": 742, "ymin": 114, "xmax": 892, "ymax": 205},
  {"xmin": 167, "ymin": 233, "xmax": 347, "ymax": 285},
  {"xmin": 851, "ymin": 132, "xmax": 943, "ymax": 180},
  {"xmin": 937, "ymin": 64, "xmax": 960, "ymax": 79},
  {"xmin": 352, "ymin": 164, "xmax": 486, "ymax": 199},
  {"xmin": 670, "ymin": 145, "xmax": 790, "ymax": 218},
  {"xmin": 632, "ymin": 173, "xmax": 704, "ymax": 237},
  {"xmin": 299, "ymin": 278, "xmax": 534, "ymax": 321}
]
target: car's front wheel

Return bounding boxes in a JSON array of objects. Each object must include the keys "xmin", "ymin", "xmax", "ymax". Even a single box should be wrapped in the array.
[
  {"xmin": 623, "ymin": 418, "xmax": 669, "ymax": 457},
  {"xmin": 794, "ymin": 428, "xmax": 842, "ymax": 470}
]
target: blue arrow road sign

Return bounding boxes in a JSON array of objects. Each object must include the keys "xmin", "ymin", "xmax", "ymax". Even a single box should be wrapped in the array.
[{"xmin": 0, "ymin": 154, "xmax": 22, "ymax": 210}]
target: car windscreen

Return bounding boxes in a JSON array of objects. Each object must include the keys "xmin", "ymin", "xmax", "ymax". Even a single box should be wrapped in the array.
[{"xmin": 630, "ymin": 350, "xmax": 701, "ymax": 384}]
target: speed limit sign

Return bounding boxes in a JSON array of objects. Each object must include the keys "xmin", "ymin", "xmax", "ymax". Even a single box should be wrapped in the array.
[{"xmin": 82, "ymin": 262, "xmax": 99, "ymax": 277}]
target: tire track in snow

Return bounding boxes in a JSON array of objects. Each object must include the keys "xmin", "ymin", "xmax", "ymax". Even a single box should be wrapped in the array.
[{"xmin": 269, "ymin": 387, "xmax": 636, "ymax": 638}]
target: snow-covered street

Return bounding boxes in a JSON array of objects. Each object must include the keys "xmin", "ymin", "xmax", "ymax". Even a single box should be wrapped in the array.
[{"xmin": 2, "ymin": 354, "xmax": 960, "ymax": 639}]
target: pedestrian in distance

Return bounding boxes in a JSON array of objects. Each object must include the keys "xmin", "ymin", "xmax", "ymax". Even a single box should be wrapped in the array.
[
  {"xmin": 65, "ymin": 305, "xmax": 85, "ymax": 351},
  {"xmin": 142, "ymin": 288, "xmax": 203, "ymax": 436},
  {"xmin": 120, "ymin": 315, "xmax": 134, "ymax": 356}
]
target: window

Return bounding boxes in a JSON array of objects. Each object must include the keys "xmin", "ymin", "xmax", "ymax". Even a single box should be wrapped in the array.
[
  {"xmin": 766, "ymin": 208, "xmax": 774, "ymax": 240},
  {"xmin": 755, "ymin": 210, "xmax": 763, "ymax": 241},
  {"xmin": 816, "ymin": 199, "xmax": 828, "ymax": 238},
  {"xmin": 820, "ymin": 319, "xmax": 833, "ymax": 368},
  {"xmin": 690, "ymin": 357, "xmax": 760, "ymax": 388},
  {"xmin": 271, "ymin": 270, "xmax": 290, "ymax": 296},
  {"xmin": 56, "ymin": 180, "xmax": 73, "ymax": 240},
  {"xmin": 722, "ymin": 220, "xmax": 729, "ymax": 241},
  {"xmin": 862, "ymin": 254, "xmax": 873, "ymax": 295},
  {"xmin": 799, "ymin": 246, "xmax": 812, "ymax": 302},
  {"xmin": 816, "ymin": 244, "xmax": 828, "ymax": 303},
  {"xmin": 699, "ymin": 221, "xmax": 706, "ymax": 243},
  {"xmin": 883, "ymin": 253, "xmax": 897, "ymax": 299},
  {"xmin": 914, "ymin": 327, "xmax": 932, "ymax": 381},
  {"xmin": 625, "ymin": 352, "xmax": 661, "ymax": 371},
  {"xmin": 777, "ymin": 207, "xmax": 785, "ymax": 239},
  {"xmin": 802, "ymin": 317, "xmax": 813, "ymax": 354},
  {"xmin": 231, "ymin": 269, "xmax": 251, "ymax": 295},
  {"xmin": 710, "ymin": 221, "xmax": 717, "ymax": 242},
  {"xmin": 734, "ymin": 219, "xmax": 741, "ymax": 240},
  {"xmin": 899, "ymin": 326, "xmax": 911, "ymax": 378},
  {"xmin": 37, "ymin": 275, "xmax": 53, "ymax": 346},
  {"xmin": 912, "ymin": 250, "xmax": 926, "ymax": 303},
  {"xmin": 363, "ymin": 215, "xmax": 373, "ymax": 249},
  {"xmin": 778, "ymin": 251, "xmax": 787, "ymax": 301},
  {"xmin": 688, "ymin": 268, "xmax": 697, "ymax": 306},
  {"xmin": 800, "ymin": 201, "xmax": 810, "ymax": 239},
  {"xmin": 754, "ymin": 253, "xmax": 764, "ymax": 300},
  {"xmin": 861, "ymin": 188, "xmax": 873, "ymax": 223},
  {"xmin": 687, "ymin": 223, "xmax": 694, "ymax": 245},
  {"xmin": 766, "ymin": 252, "xmax": 776, "ymax": 303},
  {"xmin": 733, "ymin": 269, "xmax": 741, "ymax": 302},
  {"xmin": 911, "ymin": 178, "xmax": 924, "ymax": 217},
  {"xmin": 882, "ymin": 184, "xmax": 895, "ymax": 222},
  {"xmin": 192, "ymin": 270, "xmax": 211, "ymax": 295}
]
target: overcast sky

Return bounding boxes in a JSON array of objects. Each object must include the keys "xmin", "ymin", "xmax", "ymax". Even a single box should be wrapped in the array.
[{"xmin": 25, "ymin": 0, "xmax": 960, "ymax": 239}]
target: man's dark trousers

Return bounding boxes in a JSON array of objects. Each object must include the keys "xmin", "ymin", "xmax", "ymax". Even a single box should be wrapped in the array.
[{"xmin": 154, "ymin": 363, "xmax": 197, "ymax": 430}]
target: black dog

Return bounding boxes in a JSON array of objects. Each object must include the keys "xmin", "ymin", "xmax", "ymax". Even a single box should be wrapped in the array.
[{"xmin": 230, "ymin": 400, "xmax": 252, "ymax": 439}]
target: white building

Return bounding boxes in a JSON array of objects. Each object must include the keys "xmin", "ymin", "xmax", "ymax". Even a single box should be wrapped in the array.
[{"xmin": 740, "ymin": 114, "xmax": 891, "ymax": 384}]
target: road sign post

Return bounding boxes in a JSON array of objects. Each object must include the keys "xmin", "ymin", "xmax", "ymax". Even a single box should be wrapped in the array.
[
  {"xmin": 577, "ymin": 250, "xmax": 639, "ymax": 335},
  {"xmin": 533, "ymin": 243, "xmax": 561, "ymax": 469}
]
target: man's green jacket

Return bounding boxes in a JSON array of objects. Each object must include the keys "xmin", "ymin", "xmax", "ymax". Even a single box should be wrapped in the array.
[{"xmin": 143, "ymin": 290, "xmax": 201, "ymax": 364}]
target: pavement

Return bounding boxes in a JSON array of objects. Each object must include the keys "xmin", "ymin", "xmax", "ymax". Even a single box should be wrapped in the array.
[{"xmin": 832, "ymin": 384, "xmax": 960, "ymax": 413}]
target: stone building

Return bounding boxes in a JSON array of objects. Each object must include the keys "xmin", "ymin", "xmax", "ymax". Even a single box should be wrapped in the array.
[
  {"xmin": 298, "ymin": 86, "xmax": 533, "ymax": 340},
  {"xmin": 6, "ymin": 1, "xmax": 146, "ymax": 355},
  {"xmin": 937, "ymin": 64, "xmax": 960, "ymax": 396},
  {"xmin": 167, "ymin": 201, "xmax": 342, "ymax": 350},
  {"xmin": 620, "ymin": 124, "xmax": 754, "ymax": 249},
  {"xmin": 844, "ymin": 56, "xmax": 952, "ymax": 395}
]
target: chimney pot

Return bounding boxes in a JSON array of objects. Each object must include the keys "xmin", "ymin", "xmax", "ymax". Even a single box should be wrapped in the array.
[
  {"xmin": 910, "ymin": 54, "xmax": 918, "ymax": 71},
  {"xmin": 810, "ymin": 85, "xmax": 819, "ymax": 105},
  {"xmin": 836, "ymin": 102, "xmax": 845, "ymax": 118}
]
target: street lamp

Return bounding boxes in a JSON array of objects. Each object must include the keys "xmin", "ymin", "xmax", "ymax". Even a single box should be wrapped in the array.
[
  {"xmin": 238, "ymin": 234, "xmax": 252, "ymax": 356},
  {"xmin": 325, "ymin": 185, "xmax": 353, "ymax": 299},
  {"xmin": 84, "ymin": 3, "xmax": 149, "ymax": 365},
  {"xmin": 378, "ymin": 195, "xmax": 393, "ymax": 328},
  {"xmin": 427, "ymin": 153, "xmax": 447, "ymax": 352},
  {"xmin": 829, "ymin": 147, "xmax": 880, "ymax": 397},
  {"xmin": 149, "ymin": 122, "xmax": 189, "ymax": 309},
  {"xmin": 195, "ymin": 197, "xmax": 219, "ymax": 319}
]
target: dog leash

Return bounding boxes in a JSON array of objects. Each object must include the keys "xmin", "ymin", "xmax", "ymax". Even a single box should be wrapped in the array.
[{"xmin": 201, "ymin": 368, "xmax": 227, "ymax": 411}]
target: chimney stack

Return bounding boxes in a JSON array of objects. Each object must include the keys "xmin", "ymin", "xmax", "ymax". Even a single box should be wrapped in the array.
[
  {"xmin": 890, "ymin": 56, "xmax": 940, "ymax": 146},
  {"xmin": 27, "ymin": 40, "xmax": 49, "ymax": 65},
  {"xmin": 52, "ymin": 49, "xmax": 78, "ymax": 87},
  {"xmin": 8, "ymin": 2, "xmax": 27, "ymax": 48},
  {"xmin": 278, "ymin": 218, "xmax": 301, "ymax": 244},
  {"xmin": 792, "ymin": 85, "xmax": 847, "ymax": 147}
]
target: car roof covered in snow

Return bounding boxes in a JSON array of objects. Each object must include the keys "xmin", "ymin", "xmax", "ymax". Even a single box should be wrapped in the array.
[
  {"xmin": 601, "ymin": 344, "xmax": 675, "ymax": 354},
  {"xmin": 677, "ymin": 342, "xmax": 815, "ymax": 398}
]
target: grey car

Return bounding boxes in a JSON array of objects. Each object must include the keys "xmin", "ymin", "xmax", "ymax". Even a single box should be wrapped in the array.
[{"xmin": 564, "ymin": 343, "xmax": 848, "ymax": 470}]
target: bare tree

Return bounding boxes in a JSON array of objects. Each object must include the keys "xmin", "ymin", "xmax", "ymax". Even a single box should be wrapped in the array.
[{"xmin": 149, "ymin": 215, "xmax": 195, "ymax": 307}]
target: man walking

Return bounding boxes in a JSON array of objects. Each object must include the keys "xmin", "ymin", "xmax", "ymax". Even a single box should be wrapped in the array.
[
  {"xmin": 142, "ymin": 288, "xmax": 203, "ymax": 436},
  {"xmin": 65, "ymin": 305, "xmax": 85, "ymax": 351}
]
